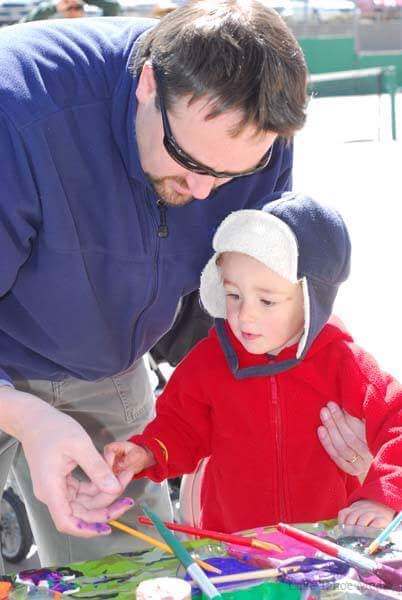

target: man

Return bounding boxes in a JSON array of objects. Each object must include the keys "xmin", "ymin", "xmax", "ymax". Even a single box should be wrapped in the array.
[{"xmin": 0, "ymin": 1, "xmax": 307, "ymax": 569}]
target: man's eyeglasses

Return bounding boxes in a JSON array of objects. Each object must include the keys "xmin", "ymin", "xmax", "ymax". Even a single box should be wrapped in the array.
[{"xmin": 152, "ymin": 65, "xmax": 274, "ymax": 179}]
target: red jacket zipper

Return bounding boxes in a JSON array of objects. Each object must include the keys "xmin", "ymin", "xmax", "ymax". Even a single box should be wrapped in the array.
[{"xmin": 270, "ymin": 373, "xmax": 287, "ymax": 522}]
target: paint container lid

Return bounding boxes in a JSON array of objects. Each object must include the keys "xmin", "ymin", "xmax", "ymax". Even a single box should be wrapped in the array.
[{"xmin": 136, "ymin": 577, "xmax": 191, "ymax": 600}]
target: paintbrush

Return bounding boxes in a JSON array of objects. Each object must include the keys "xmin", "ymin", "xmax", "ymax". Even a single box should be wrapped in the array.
[
  {"xmin": 141, "ymin": 504, "xmax": 222, "ymax": 599},
  {"xmin": 138, "ymin": 516, "xmax": 283, "ymax": 553},
  {"xmin": 277, "ymin": 522, "xmax": 402, "ymax": 588},
  {"xmin": 109, "ymin": 520, "xmax": 221, "ymax": 574},
  {"xmin": 366, "ymin": 511, "xmax": 402, "ymax": 555},
  {"xmin": 189, "ymin": 565, "xmax": 300, "ymax": 587}
]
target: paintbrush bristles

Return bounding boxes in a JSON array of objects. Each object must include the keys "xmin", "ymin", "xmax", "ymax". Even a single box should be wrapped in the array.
[
  {"xmin": 366, "ymin": 511, "xmax": 402, "ymax": 556},
  {"xmin": 251, "ymin": 539, "xmax": 283, "ymax": 552},
  {"xmin": 366, "ymin": 540, "xmax": 380, "ymax": 555}
]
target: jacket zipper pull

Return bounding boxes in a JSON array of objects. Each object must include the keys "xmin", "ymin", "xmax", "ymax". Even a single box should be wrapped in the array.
[{"xmin": 157, "ymin": 200, "xmax": 169, "ymax": 238}]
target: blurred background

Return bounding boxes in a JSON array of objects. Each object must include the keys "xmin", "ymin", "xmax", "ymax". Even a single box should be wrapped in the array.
[{"xmin": 0, "ymin": 0, "xmax": 401, "ymax": 574}]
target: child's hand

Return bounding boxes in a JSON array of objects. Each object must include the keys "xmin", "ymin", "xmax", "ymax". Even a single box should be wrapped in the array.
[
  {"xmin": 104, "ymin": 441, "xmax": 155, "ymax": 487},
  {"xmin": 338, "ymin": 500, "xmax": 396, "ymax": 528}
]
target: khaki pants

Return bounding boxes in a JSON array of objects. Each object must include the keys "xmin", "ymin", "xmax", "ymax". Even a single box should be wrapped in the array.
[{"xmin": 0, "ymin": 359, "xmax": 172, "ymax": 572}]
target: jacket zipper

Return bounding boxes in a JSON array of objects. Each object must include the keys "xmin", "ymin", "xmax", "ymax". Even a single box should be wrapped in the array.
[
  {"xmin": 133, "ymin": 192, "xmax": 169, "ymax": 353},
  {"xmin": 270, "ymin": 372, "xmax": 287, "ymax": 522},
  {"xmin": 157, "ymin": 200, "xmax": 169, "ymax": 238}
]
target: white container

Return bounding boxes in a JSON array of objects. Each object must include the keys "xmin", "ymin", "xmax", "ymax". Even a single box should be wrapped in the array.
[{"xmin": 136, "ymin": 577, "xmax": 191, "ymax": 600}]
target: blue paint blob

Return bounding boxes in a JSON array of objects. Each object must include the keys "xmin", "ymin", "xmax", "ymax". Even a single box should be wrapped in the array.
[{"xmin": 185, "ymin": 556, "xmax": 264, "ymax": 593}]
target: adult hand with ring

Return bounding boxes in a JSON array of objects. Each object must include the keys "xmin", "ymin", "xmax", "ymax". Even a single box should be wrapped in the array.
[{"xmin": 317, "ymin": 402, "xmax": 373, "ymax": 479}]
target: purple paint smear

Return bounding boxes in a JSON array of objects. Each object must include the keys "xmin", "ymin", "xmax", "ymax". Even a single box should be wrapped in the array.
[
  {"xmin": 279, "ymin": 558, "xmax": 350, "ymax": 587},
  {"xmin": 18, "ymin": 568, "xmax": 79, "ymax": 594}
]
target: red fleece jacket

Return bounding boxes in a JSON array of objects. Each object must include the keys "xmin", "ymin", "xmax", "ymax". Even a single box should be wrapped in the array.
[{"xmin": 131, "ymin": 318, "xmax": 402, "ymax": 533}]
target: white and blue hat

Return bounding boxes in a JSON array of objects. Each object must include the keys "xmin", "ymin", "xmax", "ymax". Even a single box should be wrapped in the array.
[{"xmin": 200, "ymin": 193, "xmax": 351, "ymax": 377}]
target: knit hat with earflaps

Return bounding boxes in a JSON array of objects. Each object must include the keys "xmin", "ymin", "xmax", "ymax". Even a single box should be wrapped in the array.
[{"xmin": 199, "ymin": 193, "xmax": 351, "ymax": 378}]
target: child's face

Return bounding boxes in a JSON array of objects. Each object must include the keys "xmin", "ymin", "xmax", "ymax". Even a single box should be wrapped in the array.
[{"xmin": 220, "ymin": 252, "xmax": 304, "ymax": 355}]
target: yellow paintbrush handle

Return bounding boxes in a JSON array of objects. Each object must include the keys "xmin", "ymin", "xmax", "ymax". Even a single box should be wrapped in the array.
[{"xmin": 109, "ymin": 519, "xmax": 169, "ymax": 552}]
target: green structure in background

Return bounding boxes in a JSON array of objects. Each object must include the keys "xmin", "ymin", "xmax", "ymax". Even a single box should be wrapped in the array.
[
  {"xmin": 299, "ymin": 35, "xmax": 402, "ymax": 89},
  {"xmin": 308, "ymin": 63, "xmax": 398, "ymax": 140},
  {"xmin": 284, "ymin": 4, "xmax": 402, "ymax": 141}
]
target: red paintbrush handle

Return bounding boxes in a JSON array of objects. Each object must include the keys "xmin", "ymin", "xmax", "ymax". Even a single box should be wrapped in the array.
[
  {"xmin": 138, "ymin": 516, "xmax": 252, "ymax": 547},
  {"xmin": 277, "ymin": 523, "xmax": 338, "ymax": 557}
]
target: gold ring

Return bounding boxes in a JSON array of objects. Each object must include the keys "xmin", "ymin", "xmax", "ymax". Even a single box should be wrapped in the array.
[{"xmin": 349, "ymin": 454, "xmax": 359, "ymax": 464}]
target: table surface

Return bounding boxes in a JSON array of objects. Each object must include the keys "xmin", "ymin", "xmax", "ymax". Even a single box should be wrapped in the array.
[{"xmin": 6, "ymin": 521, "xmax": 402, "ymax": 599}]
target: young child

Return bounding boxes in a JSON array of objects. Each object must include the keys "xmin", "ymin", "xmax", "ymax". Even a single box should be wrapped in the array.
[{"xmin": 105, "ymin": 194, "xmax": 401, "ymax": 533}]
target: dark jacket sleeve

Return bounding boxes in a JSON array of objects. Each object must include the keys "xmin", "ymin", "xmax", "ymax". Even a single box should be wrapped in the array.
[
  {"xmin": 340, "ymin": 343, "xmax": 402, "ymax": 512},
  {"xmin": 130, "ymin": 346, "xmax": 212, "ymax": 482},
  {"xmin": 0, "ymin": 113, "xmax": 42, "ymax": 382}
]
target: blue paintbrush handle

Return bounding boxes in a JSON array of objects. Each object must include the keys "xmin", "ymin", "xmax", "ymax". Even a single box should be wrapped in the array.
[
  {"xmin": 187, "ymin": 563, "xmax": 222, "ymax": 598},
  {"xmin": 141, "ymin": 504, "xmax": 222, "ymax": 599}
]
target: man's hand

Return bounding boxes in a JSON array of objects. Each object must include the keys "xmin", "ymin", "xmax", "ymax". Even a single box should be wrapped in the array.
[
  {"xmin": 338, "ymin": 500, "xmax": 396, "ymax": 528},
  {"xmin": 1, "ymin": 388, "xmax": 134, "ymax": 537},
  {"xmin": 317, "ymin": 402, "xmax": 373, "ymax": 479},
  {"xmin": 64, "ymin": 441, "xmax": 155, "ymax": 534}
]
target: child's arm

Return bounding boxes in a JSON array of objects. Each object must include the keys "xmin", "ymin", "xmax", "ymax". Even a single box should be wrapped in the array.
[
  {"xmin": 338, "ymin": 343, "xmax": 402, "ymax": 522},
  {"xmin": 122, "ymin": 343, "xmax": 213, "ymax": 483}
]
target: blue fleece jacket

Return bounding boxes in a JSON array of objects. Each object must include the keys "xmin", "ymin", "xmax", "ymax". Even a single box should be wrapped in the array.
[{"xmin": 0, "ymin": 18, "xmax": 293, "ymax": 384}]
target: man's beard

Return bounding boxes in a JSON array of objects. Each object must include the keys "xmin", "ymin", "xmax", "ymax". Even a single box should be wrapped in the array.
[{"xmin": 147, "ymin": 174, "xmax": 194, "ymax": 206}]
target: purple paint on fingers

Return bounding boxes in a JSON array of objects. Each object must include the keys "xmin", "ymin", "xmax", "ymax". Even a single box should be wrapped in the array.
[
  {"xmin": 76, "ymin": 519, "xmax": 111, "ymax": 534},
  {"xmin": 106, "ymin": 497, "xmax": 134, "ymax": 520},
  {"xmin": 114, "ymin": 497, "xmax": 135, "ymax": 507}
]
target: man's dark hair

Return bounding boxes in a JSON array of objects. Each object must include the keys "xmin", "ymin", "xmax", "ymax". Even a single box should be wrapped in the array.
[{"xmin": 134, "ymin": 0, "xmax": 308, "ymax": 138}]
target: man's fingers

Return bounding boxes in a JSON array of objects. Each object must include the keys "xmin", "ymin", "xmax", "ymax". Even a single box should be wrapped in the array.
[
  {"xmin": 343, "ymin": 410, "xmax": 367, "ymax": 443},
  {"xmin": 326, "ymin": 403, "xmax": 369, "ymax": 455},
  {"xmin": 72, "ymin": 488, "xmax": 129, "ymax": 510},
  {"xmin": 320, "ymin": 408, "xmax": 359, "ymax": 461},
  {"xmin": 78, "ymin": 442, "xmax": 121, "ymax": 495},
  {"xmin": 71, "ymin": 518, "xmax": 112, "ymax": 537},
  {"xmin": 70, "ymin": 497, "xmax": 134, "ymax": 523},
  {"xmin": 43, "ymin": 476, "xmax": 89, "ymax": 536},
  {"xmin": 36, "ymin": 475, "xmax": 119, "ymax": 538},
  {"xmin": 317, "ymin": 427, "xmax": 359, "ymax": 475},
  {"xmin": 48, "ymin": 490, "xmax": 112, "ymax": 537},
  {"xmin": 71, "ymin": 479, "xmax": 101, "ymax": 498},
  {"xmin": 320, "ymin": 404, "xmax": 373, "ymax": 479}
]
